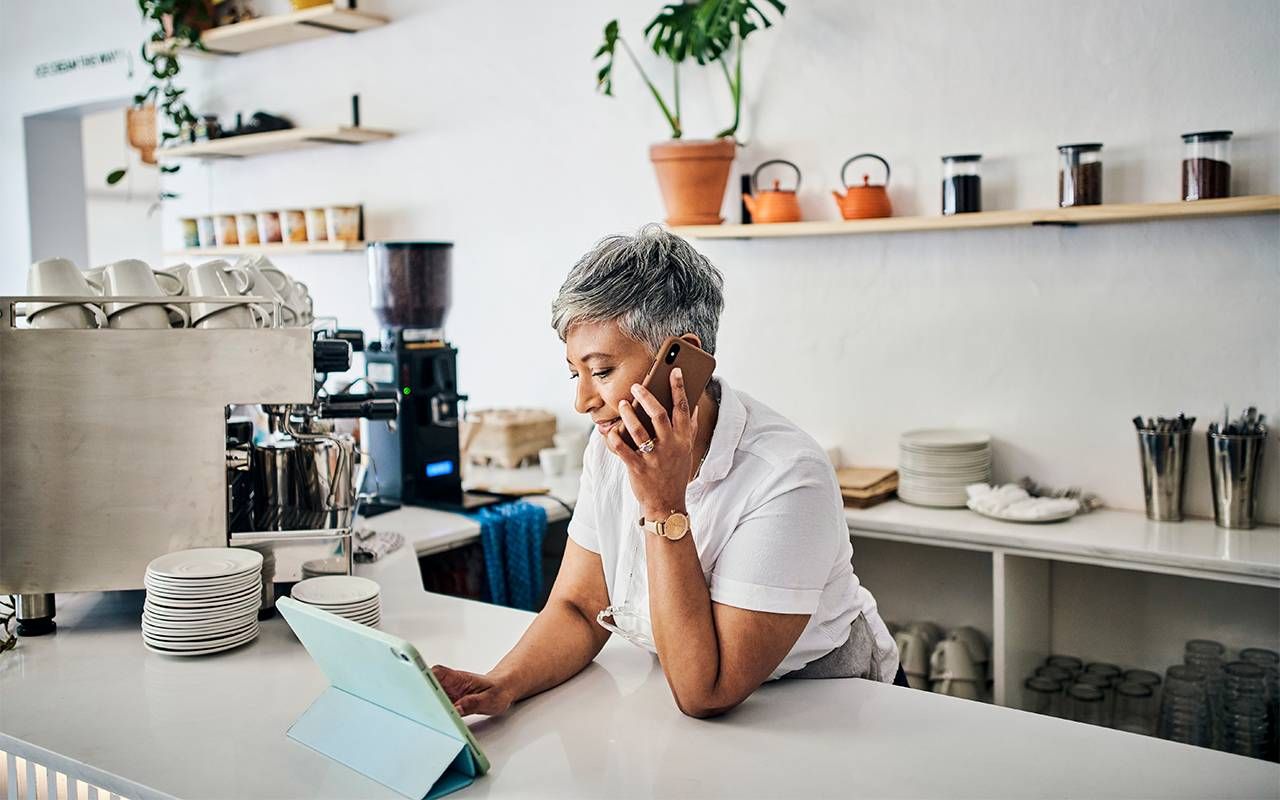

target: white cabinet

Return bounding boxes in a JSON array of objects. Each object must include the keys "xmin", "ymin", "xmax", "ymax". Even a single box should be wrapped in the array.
[{"xmin": 848, "ymin": 502, "xmax": 1280, "ymax": 708}]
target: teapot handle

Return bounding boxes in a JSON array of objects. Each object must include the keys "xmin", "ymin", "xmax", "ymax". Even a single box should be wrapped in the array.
[
  {"xmin": 841, "ymin": 153, "xmax": 890, "ymax": 189},
  {"xmin": 751, "ymin": 159, "xmax": 802, "ymax": 193}
]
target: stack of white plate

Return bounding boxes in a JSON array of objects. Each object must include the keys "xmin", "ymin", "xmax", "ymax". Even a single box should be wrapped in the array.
[
  {"xmin": 290, "ymin": 575, "xmax": 381, "ymax": 628},
  {"xmin": 898, "ymin": 429, "xmax": 992, "ymax": 508},
  {"xmin": 142, "ymin": 548, "xmax": 263, "ymax": 656}
]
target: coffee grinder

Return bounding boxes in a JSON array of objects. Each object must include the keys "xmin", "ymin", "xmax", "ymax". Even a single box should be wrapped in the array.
[{"xmin": 363, "ymin": 242, "xmax": 496, "ymax": 512}]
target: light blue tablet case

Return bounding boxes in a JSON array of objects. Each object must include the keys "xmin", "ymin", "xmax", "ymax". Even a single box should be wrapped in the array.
[{"xmin": 276, "ymin": 597, "xmax": 490, "ymax": 799}]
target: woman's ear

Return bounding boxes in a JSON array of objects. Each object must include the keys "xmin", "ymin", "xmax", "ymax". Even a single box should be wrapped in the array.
[{"xmin": 679, "ymin": 332, "xmax": 703, "ymax": 350}]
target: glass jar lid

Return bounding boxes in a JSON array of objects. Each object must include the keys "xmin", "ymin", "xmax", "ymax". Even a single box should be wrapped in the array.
[
  {"xmin": 1058, "ymin": 142, "xmax": 1103, "ymax": 152},
  {"xmin": 1025, "ymin": 676, "xmax": 1062, "ymax": 693},
  {"xmin": 1181, "ymin": 130, "xmax": 1233, "ymax": 142},
  {"xmin": 941, "ymin": 153, "xmax": 982, "ymax": 162}
]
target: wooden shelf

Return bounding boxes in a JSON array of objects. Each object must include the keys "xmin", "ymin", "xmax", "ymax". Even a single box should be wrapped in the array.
[
  {"xmin": 151, "ymin": 4, "xmax": 387, "ymax": 57},
  {"xmin": 158, "ymin": 126, "xmax": 393, "ymax": 160},
  {"xmin": 672, "ymin": 195, "xmax": 1280, "ymax": 239},
  {"xmin": 166, "ymin": 241, "xmax": 365, "ymax": 258}
]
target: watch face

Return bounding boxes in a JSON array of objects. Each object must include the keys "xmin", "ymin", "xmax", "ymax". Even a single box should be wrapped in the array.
[{"xmin": 664, "ymin": 513, "xmax": 690, "ymax": 540}]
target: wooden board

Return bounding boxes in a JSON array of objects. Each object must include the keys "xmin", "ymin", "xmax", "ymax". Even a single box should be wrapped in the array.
[
  {"xmin": 672, "ymin": 194, "xmax": 1280, "ymax": 240},
  {"xmin": 151, "ymin": 4, "xmax": 387, "ymax": 57},
  {"xmin": 158, "ymin": 127, "xmax": 394, "ymax": 160}
]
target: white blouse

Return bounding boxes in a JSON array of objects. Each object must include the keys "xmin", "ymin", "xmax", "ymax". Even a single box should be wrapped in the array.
[{"xmin": 568, "ymin": 378, "xmax": 898, "ymax": 681}]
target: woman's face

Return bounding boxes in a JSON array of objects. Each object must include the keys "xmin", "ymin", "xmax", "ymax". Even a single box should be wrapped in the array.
[{"xmin": 565, "ymin": 320, "xmax": 655, "ymax": 439}]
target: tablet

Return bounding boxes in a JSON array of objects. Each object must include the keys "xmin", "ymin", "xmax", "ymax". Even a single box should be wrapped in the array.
[{"xmin": 277, "ymin": 597, "xmax": 490, "ymax": 797}]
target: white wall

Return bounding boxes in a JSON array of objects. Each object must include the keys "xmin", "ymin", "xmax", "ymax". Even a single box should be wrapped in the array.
[
  {"xmin": 81, "ymin": 106, "xmax": 164, "ymax": 268},
  {"xmin": 3, "ymin": 0, "xmax": 1277, "ymax": 522}
]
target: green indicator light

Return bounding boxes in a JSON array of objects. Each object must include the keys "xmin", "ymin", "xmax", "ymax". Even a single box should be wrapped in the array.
[{"xmin": 402, "ymin": 387, "xmax": 411, "ymax": 396}]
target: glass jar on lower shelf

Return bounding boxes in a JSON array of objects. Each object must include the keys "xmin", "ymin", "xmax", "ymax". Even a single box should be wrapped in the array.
[
  {"xmin": 1114, "ymin": 681, "xmax": 1157, "ymax": 735},
  {"xmin": 1024, "ymin": 676, "xmax": 1063, "ymax": 717},
  {"xmin": 1067, "ymin": 684, "xmax": 1107, "ymax": 726}
]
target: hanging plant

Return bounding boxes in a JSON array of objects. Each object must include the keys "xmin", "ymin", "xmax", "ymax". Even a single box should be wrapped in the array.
[{"xmin": 106, "ymin": 0, "xmax": 212, "ymax": 192}]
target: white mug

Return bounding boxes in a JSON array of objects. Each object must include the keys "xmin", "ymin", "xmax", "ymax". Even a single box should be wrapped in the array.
[
  {"xmin": 187, "ymin": 260, "xmax": 257, "ymax": 326},
  {"xmin": 109, "ymin": 302, "xmax": 190, "ymax": 329},
  {"xmin": 195, "ymin": 303, "xmax": 269, "ymax": 329},
  {"xmin": 539, "ymin": 447, "xmax": 568, "ymax": 478},
  {"xmin": 929, "ymin": 639, "xmax": 981, "ymax": 682},
  {"xmin": 101, "ymin": 259, "xmax": 183, "ymax": 316},
  {"xmin": 895, "ymin": 630, "xmax": 930, "ymax": 687},
  {"xmin": 553, "ymin": 431, "xmax": 589, "ymax": 468},
  {"xmin": 26, "ymin": 257, "xmax": 102, "ymax": 329},
  {"xmin": 236, "ymin": 257, "xmax": 298, "ymax": 326}
]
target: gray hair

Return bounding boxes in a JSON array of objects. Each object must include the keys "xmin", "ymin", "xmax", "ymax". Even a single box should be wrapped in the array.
[{"xmin": 551, "ymin": 224, "xmax": 725, "ymax": 355}]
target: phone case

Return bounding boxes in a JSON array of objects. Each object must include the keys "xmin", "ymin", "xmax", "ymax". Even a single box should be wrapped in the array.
[
  {"xmin": 621, "ymin": 336, "xmax": 716, "ymax": 447},
  {"xmin": 277, "ymin": 597, "xmax": 489, "ymax": 799}
]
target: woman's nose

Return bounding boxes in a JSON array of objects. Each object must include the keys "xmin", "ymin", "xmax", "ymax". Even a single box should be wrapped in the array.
[{"xmin": 574, "ymin": 377, "xmax": 599, "ymax": 415}]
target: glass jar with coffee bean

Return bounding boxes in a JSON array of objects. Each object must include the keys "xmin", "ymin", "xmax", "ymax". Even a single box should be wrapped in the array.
[
  {"xmin": 1058, "ymin": 143, "xmax": 1103, "ymax": 207},
  {"xmin": 1182, "ymin": 130, "xmax": 1232, "ymax": 201},
  {"xmin": 941, "ymin": 154, "xmax": 982, "ymax": 215}
]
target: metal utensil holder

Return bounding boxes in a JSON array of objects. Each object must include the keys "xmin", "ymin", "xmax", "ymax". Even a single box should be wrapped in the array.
[
  {"xmin": 1137, "ymin": 429, "xmax": 1191, "ymax": 521},
  {"xmin": 1206, "ymin": 432, "xmax": 1266, "ymax": 529}
]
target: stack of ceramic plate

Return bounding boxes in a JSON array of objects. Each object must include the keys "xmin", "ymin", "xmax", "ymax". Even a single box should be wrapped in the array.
[
  {"xmin": 301, "ymin": 556, "xmax": 349, "ymax": 580},
  {"xmin": 898, "ymin": 429, "xmax": 992, "ymax": 508},
  {"xmin": 142, "ymin": 548, "xmax": 263, "ymax": 656},
  {"xmin": 290, "ymin": 575, "xmax": 381, "ymax": 628}
]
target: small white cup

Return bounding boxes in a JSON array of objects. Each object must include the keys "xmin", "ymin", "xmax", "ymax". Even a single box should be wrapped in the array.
[
  {"xmin": 237, "ymin": 256, "xmax": 298, "ymax": 326},
  {"xmin": 539, "ymin": 447, "xmax": 568, "ymax": 478},
  {"xmin": 100, "ymin": 259, "xmax": 183, "ymax": 317},
  {"xmin": 553, "ymin": 431, "xmax": 589, "ymax": 468},
  {"xmin": 195, "ymin": 303, "xmax": 269, "ymax": 329}
]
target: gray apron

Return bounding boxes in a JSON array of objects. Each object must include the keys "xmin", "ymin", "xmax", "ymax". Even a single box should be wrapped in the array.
[{"xmin": 782, "ymin": 614, "xmax": 891, "ymax": 681}]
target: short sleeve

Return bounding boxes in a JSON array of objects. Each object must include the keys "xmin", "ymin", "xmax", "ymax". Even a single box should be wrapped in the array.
[
  {"xmin": 709, "ymin": 461, "xmax": 842, "ymax": 615},
  {"xmin": 566, "ymin": 433, "xmax": 603, "ymax": 553}
]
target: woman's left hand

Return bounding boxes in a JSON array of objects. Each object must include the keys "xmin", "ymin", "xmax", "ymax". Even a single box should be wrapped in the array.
[{"xmin": 604, "ymin": 367, "xmax": 698, "ymax": 520}]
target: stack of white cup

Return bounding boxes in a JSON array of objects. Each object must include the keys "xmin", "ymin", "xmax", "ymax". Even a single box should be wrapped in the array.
[{"xmin": 21, "ymin": 255, "xmax": 313, "ymax": 331}]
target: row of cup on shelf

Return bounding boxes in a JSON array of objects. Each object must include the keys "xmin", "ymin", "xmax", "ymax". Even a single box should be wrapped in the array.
[
  {"xmin": 888, "ymin": 621, "xmax": 991, "ymax": 701},
  {"xmin": 181, "ymin": 204, "xmax": 361, "ymax": 249},
  {"xmin": 21, "ymin": 255, "xmax": 312, "ymax": 330},
  {"xmin": 1023, "ymin": 643, "xmax": 1279, "ymax": 762}
]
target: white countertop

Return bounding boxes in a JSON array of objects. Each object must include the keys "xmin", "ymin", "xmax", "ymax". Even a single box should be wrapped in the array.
[
  {"xmin": 3, "ymin": 511, "xmax": 1278, "ymax": 799},
  {"xmin": 847, "ymin": 501, "xmax": 1280, "ymax": 587}
]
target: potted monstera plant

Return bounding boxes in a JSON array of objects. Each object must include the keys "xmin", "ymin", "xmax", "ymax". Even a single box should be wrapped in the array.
[{"xmin": 595, "ymin": 0, "xmax": 785, "ymax": 225}]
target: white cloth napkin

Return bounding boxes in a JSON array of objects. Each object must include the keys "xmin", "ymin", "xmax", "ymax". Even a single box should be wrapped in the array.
[{"xmin": 965, "ymin": 483, "xmax": 1079, "ymax": 522}]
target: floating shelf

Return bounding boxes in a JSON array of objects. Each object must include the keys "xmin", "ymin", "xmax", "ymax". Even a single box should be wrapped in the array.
[
  {"xmin": 165, "ymin": 241, "xmax": 365, "ymax": 258},
  {"xmin": 150, "ymin": 4, "xmax": 387, "ymax": 57},
  {"xmin": 672, "ymin": 195, "xmax": 1280, "ymax": 239},
  {"xmin": 158, "ymin": 126, "xmax": 393, "ymax": 160}
]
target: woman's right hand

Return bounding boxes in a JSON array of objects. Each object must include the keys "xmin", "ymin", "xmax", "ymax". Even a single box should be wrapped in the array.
[{"xmin": 432, "ymin": 665, "xmax": 516, "ymax": 717}]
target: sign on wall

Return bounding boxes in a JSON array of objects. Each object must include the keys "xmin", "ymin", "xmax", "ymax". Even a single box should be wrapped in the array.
[{"xmin": 34, "ymin": 49, "xmax": 132, "ymax": 80}]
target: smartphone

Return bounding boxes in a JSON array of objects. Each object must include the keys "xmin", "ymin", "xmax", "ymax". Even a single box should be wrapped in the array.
[{"xmin": 620, "ymin": 336, "xmax": 717, "ymax": 448}]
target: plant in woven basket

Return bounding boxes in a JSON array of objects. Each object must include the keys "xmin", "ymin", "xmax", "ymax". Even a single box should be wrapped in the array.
[{"xmin": 106, "ymin": 0, "xmax": 212, "ymax": 198}]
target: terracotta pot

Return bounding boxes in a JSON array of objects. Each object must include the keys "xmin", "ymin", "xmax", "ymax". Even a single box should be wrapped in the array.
[
  {"xmin": 649, "ymin": 138, "xmax": 736, "ymax": 226},
  {"xmin": 127, "ymin": 106, "xmax": 158, "ymax": 165}
]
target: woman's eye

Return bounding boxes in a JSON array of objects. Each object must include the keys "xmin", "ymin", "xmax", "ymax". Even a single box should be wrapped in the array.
[{"xmin": 591, "ymin": 369, "xmax": 613, "ymax": 380}]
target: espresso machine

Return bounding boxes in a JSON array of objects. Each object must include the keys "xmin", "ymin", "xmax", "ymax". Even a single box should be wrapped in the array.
[
  {"xmin": 363, "ymin": 241, "xmax": 496, "ymax": 512},
  {"xmin": 0, "ymin": 290, "xmax": 395, "ymax": 632}
]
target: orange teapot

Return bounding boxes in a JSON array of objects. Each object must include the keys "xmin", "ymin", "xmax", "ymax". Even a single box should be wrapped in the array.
[
  {"xmin": 743, "ymin": 159, "xmax": 802, "ymax": 224},
  {"xmin": 832, "ymin": 153, "xmax": 893, "ymax": 220}
]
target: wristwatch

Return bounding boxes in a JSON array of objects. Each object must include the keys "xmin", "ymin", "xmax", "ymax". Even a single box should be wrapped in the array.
[{"xmin": 639, "ymin": 511, "xmax": 690, "ymax": 541}]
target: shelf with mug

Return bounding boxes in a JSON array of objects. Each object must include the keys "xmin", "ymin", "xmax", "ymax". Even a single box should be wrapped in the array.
[
  {"xmin": 157, "ymin": 126, "xmax": 394, "ymax": 160},
  {"xmin": 671, "ymin": 194, "xmax": 1280, "ymax": 239},
  {"xmin": 148, "ymin": 3, "xmax": 387, "ymax": 58},
  {"xmin": 166, "ymin": 241, "xmax": 365, "ymax": 258}
]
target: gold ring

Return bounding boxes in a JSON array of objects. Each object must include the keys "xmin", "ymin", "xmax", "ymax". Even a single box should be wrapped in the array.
[{"xmin": 637, "ymin": 439, "xmax": 656, "ymax": 454}]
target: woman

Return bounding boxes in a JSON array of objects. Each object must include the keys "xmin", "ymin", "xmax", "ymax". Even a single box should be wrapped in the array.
[{"xmin": 434, "ymin": 225, "xmax": 900, "ymax": 719}]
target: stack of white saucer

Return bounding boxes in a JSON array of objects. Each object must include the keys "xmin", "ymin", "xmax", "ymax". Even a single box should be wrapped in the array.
[
  {"xmin": 142, "ymin": 548, "xmax": 264, "ymax": 656},
  {"xmin": 290, "ymin": 575, "xmax": 381, "ymax": 628},
  {"xmin": 898, "ymin": 429, "xmax": 992, "ymax": 508}
]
